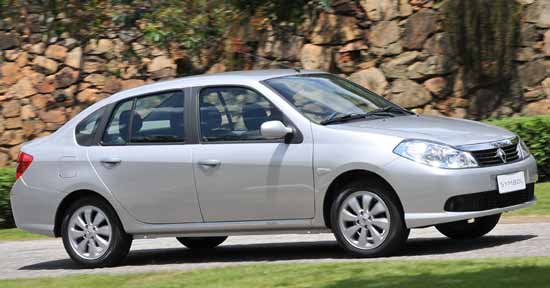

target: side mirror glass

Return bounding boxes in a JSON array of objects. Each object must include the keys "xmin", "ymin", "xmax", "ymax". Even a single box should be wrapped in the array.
[{"xmin": 260, "ymin": 121, "xmax": 293, "ymax": 140}]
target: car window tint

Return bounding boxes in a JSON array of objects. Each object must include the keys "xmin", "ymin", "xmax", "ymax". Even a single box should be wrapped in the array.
[
  {"xmin": 102, "ymin": 91, "xmax": 185, "ymax": 145},
  {"xmin": 75, "ymin": 107, "xmax": 105, "ymax": 146},
  {"xmin": 102, "ymin": 98, "xmax": 134, "ymax": 145},
  {"xmin": 131, "ymin": 91, "xmax": 185, "ymax": 143},
  {"xmin": 199, "ymin": 87, "xmax": 284, "ymax": 142}
]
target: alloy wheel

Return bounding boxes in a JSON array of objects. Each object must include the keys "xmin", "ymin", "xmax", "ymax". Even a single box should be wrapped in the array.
[
  {"xmin": 67, "ymin": 205, "xmax": 112, "ymax": 260},
  {"xmin": 338, "ymin": 191, "xmax": 391, "ymax": 250}
]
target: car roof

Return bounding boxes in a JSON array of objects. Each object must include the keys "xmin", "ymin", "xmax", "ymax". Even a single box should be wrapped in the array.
[{"xmin": 116, "ymin": 69, "xmax": 325, "ymax": 99}]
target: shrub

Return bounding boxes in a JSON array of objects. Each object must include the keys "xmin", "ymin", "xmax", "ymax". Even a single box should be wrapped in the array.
[
  {"xmin": 0, "ymin": 168, "xmax": 15, "ymax": 228},
  {"xmin": 486, "ymin": 116, "xmax": 550, "ymax": 181}
]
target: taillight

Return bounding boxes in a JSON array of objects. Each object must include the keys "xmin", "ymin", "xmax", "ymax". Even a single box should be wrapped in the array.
[{"xmin": 16, "ymin": 152, "xmax": 33, "ymax": 180}]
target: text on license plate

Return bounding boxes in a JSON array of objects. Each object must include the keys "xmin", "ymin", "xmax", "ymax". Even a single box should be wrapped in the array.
[{"xmin": 497, "ymin": 171, "xmax": 526, "ymax": 194}]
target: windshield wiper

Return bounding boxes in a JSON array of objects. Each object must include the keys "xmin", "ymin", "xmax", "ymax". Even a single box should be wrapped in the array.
[
  {"xmin": 320, "ymin": 106, "xmax": 410, "ymax": 125},
  {"xmin": 367, "ymin": 106, "xmax": 409, "ymax": 116},
  {"xmin": 320, "ymin": 113, "xmax": 370, "ymax": 125}
]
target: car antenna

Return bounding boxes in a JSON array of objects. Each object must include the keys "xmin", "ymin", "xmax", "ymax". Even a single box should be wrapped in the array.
[{"xmin": 235, "ymin": 50, "xmax": 302, "ymax": 73}]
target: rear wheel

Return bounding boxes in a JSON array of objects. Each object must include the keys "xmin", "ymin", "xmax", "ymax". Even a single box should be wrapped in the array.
[
  {"xmin": 330, "ymin": 181, "xmax": 407, "ymax": 257},
  {"xmin": 176, "ymin": 236, "xmax": 228, "ymax": 249},
  {"xmin": 61, "ymin": 197, "xmax": 132, "ymax": 268},
  {"xmin": 435, "ymin": 214, "xmax": 501, "ymax": 239}
]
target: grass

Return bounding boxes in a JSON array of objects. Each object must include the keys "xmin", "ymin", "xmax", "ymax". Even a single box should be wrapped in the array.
[
  {"xmin": 0, "ymin": 228, "xmax": 48, "ymax": 241},
  {"xmin": 3, "ymin": 257, "xmax": 550, "ymax": 287},
  {"xmin": 506, "ymin": 182, "xmax": 550, "ymax": 216}
]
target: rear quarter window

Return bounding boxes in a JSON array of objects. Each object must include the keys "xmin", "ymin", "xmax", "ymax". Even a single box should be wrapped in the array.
[{"xmin": 75, "ymin": 107, "xmax": 105, "ymax": 146}]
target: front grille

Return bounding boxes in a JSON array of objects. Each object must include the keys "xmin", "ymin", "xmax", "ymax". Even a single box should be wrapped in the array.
[
  {"xmin": 470, "ymin": 143, "xmax": 521, "ymax": 167},
  {"xmin": 444, "ymin": 183, "xmax": 535, "ymax": 212}
]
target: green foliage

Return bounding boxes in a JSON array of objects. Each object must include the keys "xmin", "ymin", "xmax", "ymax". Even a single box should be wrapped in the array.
[
  {"xmin": 110, "ymin": 0, "xmax": 319, "ymax": 52},
  {"xmin": 142, "ymin": 23, "xmax": 170, "ymax": 44},
  {"xmin": 487, "ymin": 116, "xmax": 550, "ymax": 181},
  {"xmin": 0, "ymin": 168, "xmax": 15, "ymax": 229},
  {"xmin": 443, "ymin": 0, "xmax": 522, "ymax": 118},
  {"xmin": 507, "ymin": 182, "xmax": 550, "ymax": 216},
  {"xmin": 0, "ymin": 228, "xmax": 47, "ymax": 241},
  {"xmin": 0, "ymin": 0, "xmax": 110, "ymax": 41},
  {"xmin": 230, "ymin": 0, "xmax": 309, "ymax": 25},
  {"xmin": 108, "ymin": 68, "xmax": 122, "ymax": 78},
  {"xmin": 139, "ymin": 0, "xmax": 235, "ymax": 51},
  {"xmin": 444, "ymin": 0, "xmax": 520, "ymax": 84},
  {"xmin": 1, "ymin": 0, "xmax": 330, "ymax": 55}
]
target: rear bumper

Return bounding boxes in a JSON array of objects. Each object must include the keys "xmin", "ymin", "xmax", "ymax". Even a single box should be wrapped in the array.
[
  {"xmin": 10, "ymin": 178, "xmax": 59, "ymax": 237},
  {"xmin": 383, "ymin": 155, "xmax": 538, "ymax": 228}
]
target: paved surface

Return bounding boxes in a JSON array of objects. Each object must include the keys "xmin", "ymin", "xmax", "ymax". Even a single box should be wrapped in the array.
[{"xmin": 2, "ymin": 222, "xmax": 550, "ymax": 279}]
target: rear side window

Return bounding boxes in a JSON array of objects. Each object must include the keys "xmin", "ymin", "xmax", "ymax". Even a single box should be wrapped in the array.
[
  {"xmin": 75, "ymin": 107, "xmax": 105, "ymax": 146},
  {"xmin": 102, "ymin": 98, "xmax": 134, "ymax": 145},
  {"xmin": 132, "ymin": 92, "xmax": 185, "ymax": 143},
  {"xmin": 102, "ymin": 91, "xmax": 185, "ymax": 145}
]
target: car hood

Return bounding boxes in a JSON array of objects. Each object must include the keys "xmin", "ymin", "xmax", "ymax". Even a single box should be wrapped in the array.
[{"xmin": 334, "ymin": 115, "xmax": 516, "ymax": 147}]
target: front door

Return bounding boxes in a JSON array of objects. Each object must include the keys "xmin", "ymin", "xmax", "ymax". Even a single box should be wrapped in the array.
[
  {"xmin": 88, "ymin": 90, "xmax": 203, "ymax": 224},
  {"xmin": 192, "ymin": 86, "xmax": 314, "ymax": 222}
]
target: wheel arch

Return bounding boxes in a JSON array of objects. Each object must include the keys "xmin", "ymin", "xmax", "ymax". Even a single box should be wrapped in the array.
[
  {"xmin": 322, "ymin": 169, "xmax": 404, "ymax": 228},
  {"xmin": 54, "ymin": 190, "xmax": 123, "ymax": 237}
]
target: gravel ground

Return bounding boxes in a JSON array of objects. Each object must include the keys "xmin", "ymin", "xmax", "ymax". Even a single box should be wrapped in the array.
[{"xmin": 1, "ymin": 222, "xmax": 550, "ymax": 279}]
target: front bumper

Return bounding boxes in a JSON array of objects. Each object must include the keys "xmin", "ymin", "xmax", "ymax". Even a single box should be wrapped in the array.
[
  {"xmin": 383, "ymin": 155, "xmax": 538, "ymax": 228},
  {"xmin": 405, "ymin": 200, "xmax": 536, "ymax": 228}
]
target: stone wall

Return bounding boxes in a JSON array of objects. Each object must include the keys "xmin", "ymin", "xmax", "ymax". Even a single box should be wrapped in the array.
[{"xmin": 1, "ymin": 0, "xmax": 549, "ymax": 166}]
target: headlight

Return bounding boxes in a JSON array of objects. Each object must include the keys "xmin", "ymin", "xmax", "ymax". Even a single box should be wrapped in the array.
[
  {"xmin": 519, "ymin": 139, "xmax": 530, "ymax": 159},
  {"xmin": 393, "ymin": 140, "xmax": 478, "ymax": 169}
]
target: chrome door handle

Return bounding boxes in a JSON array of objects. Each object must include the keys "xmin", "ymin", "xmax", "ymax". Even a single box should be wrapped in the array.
[
  {"xmin": 198, "ymin": 159, "xmax": 221, "ymax": 167},
  {"xmin": 100, "ymin": 158, "xmax": 122, "ymax": 165}
]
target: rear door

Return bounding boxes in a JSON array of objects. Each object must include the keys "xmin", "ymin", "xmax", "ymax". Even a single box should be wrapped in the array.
[{"xmin": 88, "ymin": 90, "xmax": 203, "ymax": 224}]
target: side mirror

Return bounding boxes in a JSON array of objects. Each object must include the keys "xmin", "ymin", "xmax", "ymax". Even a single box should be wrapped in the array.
[{"xmin": 260, "ymin": 121, "xmax": 293, "ymax": 140}]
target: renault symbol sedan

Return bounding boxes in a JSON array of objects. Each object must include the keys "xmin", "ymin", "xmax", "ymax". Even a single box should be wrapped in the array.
[{"xmin": 11, "ymin": 70, "xmax": 537, "ymax": 267}]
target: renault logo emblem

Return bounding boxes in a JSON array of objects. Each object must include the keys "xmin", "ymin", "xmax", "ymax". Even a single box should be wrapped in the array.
[{"xmin": 496, "ymin": 148, "xmax": 507, "ymax": 163}]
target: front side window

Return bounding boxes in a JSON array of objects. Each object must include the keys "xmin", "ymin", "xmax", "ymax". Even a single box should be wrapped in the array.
[
  {"xmin": 264, "ymin": 74, "xmax": 409, "ymax": 124},
  {"xmin": 102, "ymin": 91, "xmax": 185, "ymax": 145},
  {"xmin": 199, "ymin": 87, "xmax": 284, "ymax": 142},
  {"xmin": 75, "ymin": 107, "xmax": 105, "ymax": 146}
]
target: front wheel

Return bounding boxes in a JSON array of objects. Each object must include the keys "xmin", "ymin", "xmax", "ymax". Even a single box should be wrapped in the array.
[
  {"xmin": 331, "ymin": 181, "xmax": 408, "ymax": 257},
  {"xmin": 61, "ymin": 197, "xmax": 132, "ymax": 268},
  {"xmin": 176, "ymin": 236, "xmax": 228, "ymax": 249},
  {"xmin": 435, "ymin": 214, "xmax": 501, "ymax": 239}
]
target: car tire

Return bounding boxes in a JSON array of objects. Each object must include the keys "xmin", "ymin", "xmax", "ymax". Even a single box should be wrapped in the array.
[
  {"xmin": 176, "ymin": 236, "xmax": 228, "ymax": 249},
  {"xmin": 61, "ymin": 197, "xmax": 132, "ymax": 268},
  {"xmin": 330, "ymin": 181, "xmax": 407, "ymax": 257},
  {"xmin": 435, "ymin": 214, "xmax": 501, "ymax": 239}
]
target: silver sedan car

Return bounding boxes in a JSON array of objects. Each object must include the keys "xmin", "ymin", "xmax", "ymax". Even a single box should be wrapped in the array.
[{"xmin": 11, "ymin": 70, "xmax": 538, "ymax": 267}]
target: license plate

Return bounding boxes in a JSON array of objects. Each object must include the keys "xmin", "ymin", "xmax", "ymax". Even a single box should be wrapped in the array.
[{"xmin": 497, "ymin": 171, "xmax": 526, "ymax": 194}]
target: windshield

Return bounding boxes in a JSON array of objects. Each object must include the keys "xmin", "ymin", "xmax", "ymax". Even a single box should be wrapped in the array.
[{"xmin": 264, "ymin": 74, "xmax": 409, "ymax": 124}]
